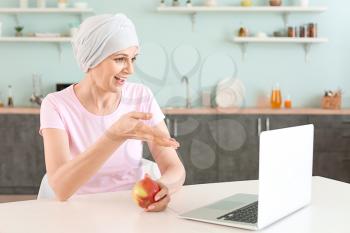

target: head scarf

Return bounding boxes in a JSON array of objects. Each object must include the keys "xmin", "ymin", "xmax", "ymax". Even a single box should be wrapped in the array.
[{"xmin": 72, "ymin": 13, "xmax": 139, "ymax": 73}]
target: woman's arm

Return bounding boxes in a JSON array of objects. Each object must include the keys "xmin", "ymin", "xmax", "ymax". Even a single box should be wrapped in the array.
[
  {"xmin": 43, "ymin": 129, "xmax": 125, "ymax": 201},
  {"xmin": 148, "ymin": 121, "xmax": 186, "ymax": 194},
  {"xmin": 43, "ymin": 112, "xmax": 179, "ymax": 201}
]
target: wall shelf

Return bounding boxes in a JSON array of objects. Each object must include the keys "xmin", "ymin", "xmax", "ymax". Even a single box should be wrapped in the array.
[
  {"xmin": 0, "ymin": 36, "xmax": 72, "ymax": 60},
  {"xmin": 0, "ymin": 36, "xmax": 71, "ymax": 42},
  {"xmin": 0, "ymin": 8, "xmax": 93, "ymax": 13},
  {"xmin": 0, "ymin": 7, "xmax": 94, "ymax": 24},
  {"xmin": 157, "ymin": 6, "xmax": 327, "ymax": 31},
  {"xmin": 233, "ymin": 37, "xmax": 328, "ymax": 62},
  {"xmin": 157, "ymin": 6, "xmax": 327, "ymax": 13}
]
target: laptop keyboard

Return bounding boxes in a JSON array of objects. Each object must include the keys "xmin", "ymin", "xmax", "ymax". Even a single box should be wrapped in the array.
[{"xmin": 217, "ymin": 201, "xmax": 258, "ymax": 224}]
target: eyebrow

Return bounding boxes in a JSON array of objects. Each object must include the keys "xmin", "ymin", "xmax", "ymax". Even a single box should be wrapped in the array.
[{"xmin": 114, "ymin": 53, "xmax": 139, "ymax": 58}]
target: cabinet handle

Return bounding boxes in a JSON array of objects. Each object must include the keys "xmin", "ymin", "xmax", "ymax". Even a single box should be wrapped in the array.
[
  {"xmin": 173, "ymin": 118, "xmax": 178, "ymax": 137},
  {"xmin": 165, "ymin": 117, "xmax": 172, "ymax": 135},
  {"xmin": 257, "ymin": 118, "xmax": 262, "ymax": 136},
  {"xmin": 266, "ymin": 117, "xmax": 270, "ymax": 131}
]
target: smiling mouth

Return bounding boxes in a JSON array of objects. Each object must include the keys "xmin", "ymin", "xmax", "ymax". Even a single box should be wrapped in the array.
[{"xmin": 114, "ymin": 76, "xmax": 126, "ymax": 81}]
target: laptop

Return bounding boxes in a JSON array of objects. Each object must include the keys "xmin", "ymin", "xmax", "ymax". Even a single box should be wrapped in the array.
[{"xmin": 179, "ymin": 124, "xmax": 314, "ymax": 230}]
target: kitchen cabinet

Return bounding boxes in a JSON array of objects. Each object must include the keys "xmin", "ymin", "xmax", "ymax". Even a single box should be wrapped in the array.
[
  {"xmin": 309, "ymin": 116, "xmax": 350, "ymax": 183},
  {"xmin": 0, "ymin": 115, "xmax": 45, "ymax": 194},
  {"xmin": 213, "ymin": 115, "xmax": 259, "ymax": 182},
  {"xmin": 1, "ymin": 112, "xmax": 350, "ymax": 195}
]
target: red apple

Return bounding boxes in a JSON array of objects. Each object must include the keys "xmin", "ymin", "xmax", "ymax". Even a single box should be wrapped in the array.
[{"xmin": 132, "ymin": 174, "xmax": 161, "ymax": 208}]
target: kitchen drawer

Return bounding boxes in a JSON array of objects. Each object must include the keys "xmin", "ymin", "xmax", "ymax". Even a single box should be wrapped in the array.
[
  {"xmin": 313, "ymin": 128, "xmax": 350, "ymax": 152},
  {"xmin": 308, "ymin": 115, "xmax": 350, "ymax": 128}
]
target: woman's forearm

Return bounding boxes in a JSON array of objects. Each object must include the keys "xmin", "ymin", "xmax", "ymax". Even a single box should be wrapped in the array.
[
  {"xmin": 49, "ymin": 134, "xmax": 125, "ymax": 201},
  {"xmin": 157, "ymin": 163, "xmax": 186, "ymax": 194}
]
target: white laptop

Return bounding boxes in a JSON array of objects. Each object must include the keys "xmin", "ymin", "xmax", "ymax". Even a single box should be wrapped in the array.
[{"xmin": 179, "ymin": 124, "xmax": 314, "ymax": 230}]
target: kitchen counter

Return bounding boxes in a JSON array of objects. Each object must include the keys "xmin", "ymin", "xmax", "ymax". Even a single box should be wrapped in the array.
[{"xmin": 3, "ymin": 107, "xmax": 350, "ymax": 115}]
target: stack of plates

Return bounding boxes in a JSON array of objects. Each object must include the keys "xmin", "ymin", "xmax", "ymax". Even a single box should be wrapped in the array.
[{"xmin": 215, "ymin": 78, "xmax": 246, "ymax": 108}]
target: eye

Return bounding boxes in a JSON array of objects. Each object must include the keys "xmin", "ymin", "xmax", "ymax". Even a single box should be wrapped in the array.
[
  {"xmin": 114, "ymin": 57, "xmax": 126, "ymax": 63},
  {"xmin": 131, "ymin": 57, "xmax": 137, "ymax": 63}
]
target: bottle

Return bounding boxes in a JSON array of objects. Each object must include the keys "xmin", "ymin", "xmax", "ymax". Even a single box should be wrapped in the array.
[
  {"xmin": 270, "ymin": 83, "xmax": 282, "ymax": 109},
  {"xmin": 0, "ymin": 92, "xmax": 4, "ymax": 107},
  {"xmin": 7, "ymin": 85, "xmax": 14, "ymax": 107}
]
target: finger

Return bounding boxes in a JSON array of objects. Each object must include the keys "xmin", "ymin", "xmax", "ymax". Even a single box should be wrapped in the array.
[
  {"xmin": 128, "ymin": 112, "xmax": 152, "ymax": 120},
  {"xmin": 123, "ymin": 133, "xmax": 154, "ymax": 142},
  {"xmin": 134, "ymin": 123, "xmax": 179, "ymax": 147},
  {"xmin": 146, "ymin": 195, "xmax": 170, "ymax": 212},
  {"xmin": 154, "ymin": 137, "xmax": 180, "ymax": 148},
  {"xmin": 154, "ymin": 186, "xmax": 168, "ymax": 202}
]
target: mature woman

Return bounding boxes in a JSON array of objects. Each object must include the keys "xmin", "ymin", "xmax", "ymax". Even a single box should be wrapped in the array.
[{"xmin": 40, "ymin": 13, "xmax": 186, "ymax": 212}]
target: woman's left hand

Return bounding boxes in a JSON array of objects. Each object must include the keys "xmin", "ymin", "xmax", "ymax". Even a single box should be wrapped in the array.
[{"xmin": 146, "ymin": 181, "xmax": 170, "ymax": 212}]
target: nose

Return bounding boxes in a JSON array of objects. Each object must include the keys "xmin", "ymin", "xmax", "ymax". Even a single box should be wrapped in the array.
[{"xmin": 123, "ymin": 59, "xmax": 134, "ymax": 75}]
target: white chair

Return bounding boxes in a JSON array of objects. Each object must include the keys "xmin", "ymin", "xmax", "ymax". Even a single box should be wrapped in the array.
[{"xmin": 37, "ymin": 158, "xmax": 161, "ymax": 200}]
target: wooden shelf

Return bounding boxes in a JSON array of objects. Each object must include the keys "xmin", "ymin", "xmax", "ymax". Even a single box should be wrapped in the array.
[
  {"xmin": 0, "ymin": 8, "xmax": 93, "ymax": 13},
  {"xmin": 0, "ymin": 36, "xmax": 72, "ymax": 42},
  {"xmin": 157, "ymin": 6, "xmax": 327, "ymax": 13}
]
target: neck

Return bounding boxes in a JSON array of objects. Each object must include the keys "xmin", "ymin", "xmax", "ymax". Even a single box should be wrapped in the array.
[{"xmin": 74, "ymin": 75, "xmax": 122, "ymax": 115}]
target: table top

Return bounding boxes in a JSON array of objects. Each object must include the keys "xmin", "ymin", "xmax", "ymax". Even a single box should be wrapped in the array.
[{"xmin": 0, "ymin": 176, "xmax": 349, "ymax": 233}]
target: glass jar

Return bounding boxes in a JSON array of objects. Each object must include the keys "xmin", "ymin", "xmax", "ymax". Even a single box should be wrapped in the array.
[
  {"xmin": 284, "ymin": 95, "xmax": 292, "ymax": 108},
  {"xmin": 299, "ymin": 25, "xmax": 306, "ymax": 37},
  {"xmin": 307, "ymin": 23, "xmax": 317, "ymax": 38},
  {"xmin": 287, "ymin": 26, "xmax": 296, "ymax": 37}
]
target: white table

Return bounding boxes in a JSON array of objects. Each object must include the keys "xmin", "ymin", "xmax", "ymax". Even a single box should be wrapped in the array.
[{"xmin": 0, "ymin": 176, "xmax": 349, "ymax": 233}]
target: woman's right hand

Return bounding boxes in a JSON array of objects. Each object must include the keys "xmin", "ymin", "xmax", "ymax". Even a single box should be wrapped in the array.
[{"xmin": 106, "ymin": 112, "xmax": 179, "ymax": 148}]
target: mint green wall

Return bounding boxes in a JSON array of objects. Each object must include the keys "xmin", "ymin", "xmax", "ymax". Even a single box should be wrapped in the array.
[{"xmin": 0, "ymin": 0, "xmax": 348, "ymax": 108}]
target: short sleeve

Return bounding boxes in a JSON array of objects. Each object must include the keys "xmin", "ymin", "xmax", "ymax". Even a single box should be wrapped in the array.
[
  {"xmin": 142, "ymin": 87, "xmax": 165, "ymax": 127},
  {"xmin": 39, "ymin": 95, "xmax": 66, "ymax": 136}
]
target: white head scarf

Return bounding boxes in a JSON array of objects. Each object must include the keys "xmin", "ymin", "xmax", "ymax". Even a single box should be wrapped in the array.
[{"xmin": 72, "ymin": 13, "xmax": 139, "ymax": 73}]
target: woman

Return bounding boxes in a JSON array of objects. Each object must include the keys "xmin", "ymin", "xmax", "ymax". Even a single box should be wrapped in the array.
[{"xmin": 40, "ymin": 13, "xmax": 186, "ymax": 212}]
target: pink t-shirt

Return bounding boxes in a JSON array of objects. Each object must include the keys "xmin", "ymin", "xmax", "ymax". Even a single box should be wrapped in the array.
[{"xmin": 40, "ymin": 82, "xmax": 165, "ymax": 195}]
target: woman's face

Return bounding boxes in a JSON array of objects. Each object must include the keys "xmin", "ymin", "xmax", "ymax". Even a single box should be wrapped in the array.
[{"xmin": 89, "ymin": 46, "xmax": 138, "ymax": 93}]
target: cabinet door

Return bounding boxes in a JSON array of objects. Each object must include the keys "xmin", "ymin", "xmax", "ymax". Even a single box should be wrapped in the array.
[
  {"xmin": 309, "ymin": 115, "xmax": 350, "ymax": 153},
  {"xmin": 163, "ymin": 115, "xmax": 218, "ymax": 185},
  {"xmin": 213, "ymin": 115, "xmax": 260, "ymax": 182},
  {"xmin": 0, "ymin": 115, "xmax": 45, "ymax": 194},
  {"xmin": 309, "ymin": 115, "xmax": 350, "ymax": 183},
  {"xmin": 313, "ymin": 152, "xmax": 350, "ymax": 183}
]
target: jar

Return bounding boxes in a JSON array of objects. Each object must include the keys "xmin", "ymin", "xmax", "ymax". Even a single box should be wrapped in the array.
[
  {"xmin": 37, "ymin": 0, "xmax": 46, "ymax": 8},
  {"xmin": 238, "ymin": 27, "xmax": 248, "ymax": 37},
  {"xmin": 269, "ymin": 0, "xmax": 282, "ymax": 6},
  {"xmin": 299, "ymin": 25, "xmax": 306, "ymax": 37},
  {"xmin": 284, "ymin": 95, "xmax": 292, "ymax": 108},
  {"xmin": 307, "ymin": 23, "xmax": 317, "ymax": 38},
  {"xmin": 287, "ymin": 26, "xmax": 296, "ymax": 37},
  {"xmin": 20, "ymin": 0, "xmax": 28, "ymax": 8}
]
